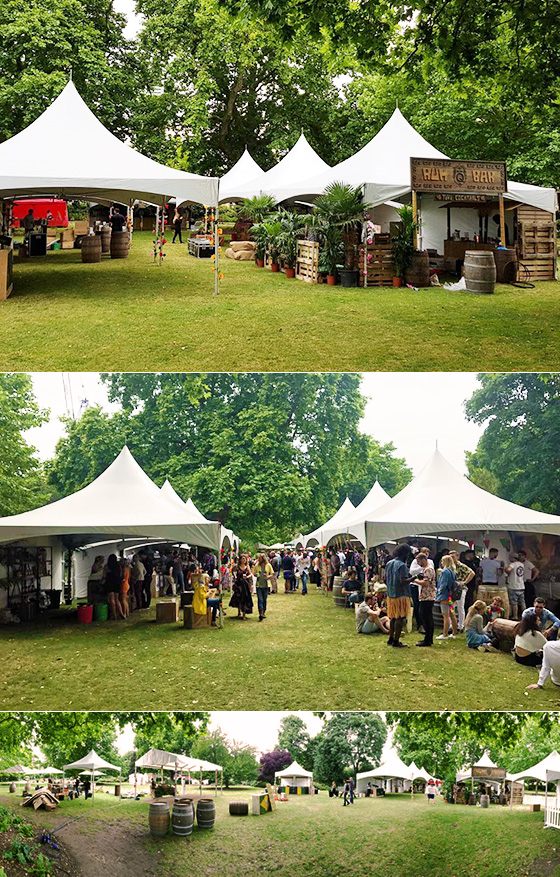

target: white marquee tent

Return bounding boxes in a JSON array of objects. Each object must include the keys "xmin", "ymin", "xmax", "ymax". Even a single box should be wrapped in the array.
[
  {"xmin": 321, "ymin": 481, "xmax": 391, "ymax": 547},
  {"xmin": 345, "ymin": 448, "xmax": 560, "ymax": 548},
  {"xmin": 219, "ymin": 148, "xmax": 264, "ymax": 201},
  {"xmin": 0, "ymin": 446, "xmax": 222, "ymax": 551},
  {"xmin": 63, "ymin": 749, "xmax": 121, "ymax": 804},
  {"xmin": 356, "ymin": 752, "xmax": 414, "ymax": 793},
  {"xmin": 304, "ymin": 497, "xmax": 356, "ymax": 548},
  {"xmin": 135, "ymin": 748, "xmax": 224, "ymax": 795},
  {"xmin": 456, "ymin": 751, "xmax": 500, "ymax": 784},
  {"xmin": 510, "ymin": 751, "xmax": 560, "ymax": 785},
  {"xmin": 161, "ymin": 478, "xmax": 238, "ymax": 553},
  {"xmin": 220, "ymin": 133, "xmax": 330, "ymax": 203},
  {"xmin": 275, "ymin": 760, "xmax": 313, "ymax": 789},
  {"xmin": 409, "ymin": 761, "xmax": 431, "ymax": 783},
  {"xmin": 0, "ymin": 82, "xmax": 218, "ymax": 208}
]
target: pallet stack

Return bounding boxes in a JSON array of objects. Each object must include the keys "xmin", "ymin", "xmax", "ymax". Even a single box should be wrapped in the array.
[
  {"xmin": 517, "ymin": 205, "xmax": 556, "ymax": 282},
  {"xmin": 359, "ymin": 235, "xmax": 394, "ymax": 287}
]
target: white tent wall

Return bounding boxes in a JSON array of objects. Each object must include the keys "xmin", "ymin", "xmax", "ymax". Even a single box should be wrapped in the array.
[{"xmin": 418, "ymin": 195, "xmax": 515, "ymax": 254}]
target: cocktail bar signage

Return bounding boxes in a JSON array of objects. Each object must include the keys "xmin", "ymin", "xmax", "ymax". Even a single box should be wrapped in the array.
[{"xmin": 411, "ymin": 158, "xmax": 507, "ymax": 194}]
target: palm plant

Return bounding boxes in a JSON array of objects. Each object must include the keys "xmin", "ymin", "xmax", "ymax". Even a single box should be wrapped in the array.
[
  {"xmin": 304, "ymin": 181, "xmax": 370, "ymax": 279},
  {"xmin": 250, "ymin": 218, "xmax": 282, "ymax": 264},
  {"xmin": 276, "ymin": 208, "xmax": 304, "ymax": 270},
  {"xmin": 391, "ymin": 204, "xmax": 419, "ymax": 279},
  {"xmin": 239, "ymin": 195, "xmax": 277, "ymax": 224}
]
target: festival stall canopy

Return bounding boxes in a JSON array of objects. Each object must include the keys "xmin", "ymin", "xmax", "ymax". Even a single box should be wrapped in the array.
[
  {"xmin": 179, "ymin": 757, "xmax": 223, "ymax": 772},
  {"xmin": 263, "ymin": 108, "xmax": 556, "ymax": 215},
  {"xmin": 409, "ymin": 761, "xmax": 431, "ymax": 783},
  {"xmin": 135, "ymin": 748, "xmax": 183, "ymax": 771},
  {"xmin": 275, "ymin": 761, "xmax": 313, "ymax": 787},
  {"xmin": 0, "ymin": 82, "xmax": 218, "ymax": 207},
  {"xmin": 357, "ymin": 751, "xmax": 413, "ymax": 783},
  {"xmin": 0, "ymin": 446, "xmax": 222, "ymax": 550},
  {"xmin": 510, "ymin": 751, "xmax": 560, "ymax": 784},
  {"xmin": 64, "ymin": 750, "xmax": 120, "ymax": 772},
  {"xmin": 456, "ymin": 752, "xmax": 499, "ymax": 783},
  {"xmin": 1, "ymin": 765, "xmax": 30, "ymax": 774},
  {"xmin": 304, "ymin": 497, "xmax": 356, "ymax": 548},
  {"xmin": 161, "ymin": 479, "xmax": 238, "ymax": 552},
  {"xmin": 219, "ymin": 148, "xmax": 264, "ymax": 200},
  {"xmin": 43, "ymin": 767, "xmax": 63, "ymax": 775},
  {"xmin": 220, "ymin": 133, "xmax": 331, "ymax": 203},
  {"xmin": 322, "ymin": 480, "xmax": 391, "ymax": 546},
  {"xmin": 355, "ymin": 448, "xmax": 560, "ymax": 547}
]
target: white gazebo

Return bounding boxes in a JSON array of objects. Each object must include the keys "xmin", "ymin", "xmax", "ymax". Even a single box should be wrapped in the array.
[
  {"xmin": 135, "ymin": 748, "xmax": 223, "ymax": 796},
  {"xmin": 63, "ymin": 749, "xmax": 121, "ymax": 804},
  {"xmin": 356, "ymin": 752, "xmax": 413, "ymax": 794},
  {"xmin": 510, "ymin": 750, "xmax": 560, "ymax": 827},
  {"xmin": 304, "ymin": 497, "xmax": 356, "ymax": 548},
  {"xmin": 161, "ymin": 479, "xmax": 239, "ymax": 554},
  {"xmin": 275, "ymin": 760, "xmax": 313, "ymax": 791},
  {"xmin": 219, "ymin": 148, "xmax": 264, "ymax": 201},
  {"xmin": 321, "ymin": 481, "xmax": 390, "ymax": 547}
]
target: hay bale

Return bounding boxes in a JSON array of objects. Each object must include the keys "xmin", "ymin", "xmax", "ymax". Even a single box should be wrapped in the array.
[{"xmin": 231, "ymin": 240, "xmax": 255, "ymax": 253}]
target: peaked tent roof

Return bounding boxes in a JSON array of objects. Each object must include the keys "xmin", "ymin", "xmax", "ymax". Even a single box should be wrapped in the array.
[
  {"xmin": 304, "ymin": 497, "xmax": 356, "ymax": 547},
  {"xmin": 510, "ymin": 750, "xmax": 560, "ymax": 784},
  {"xmin": 358, "ymin": 449, "xmax": 560, "ymax": 547},
  {"xmin": 0, "ymin": 82, "xmax": 218, "ymax": 207},
  {"xmin": 219, "ymin": 148, "xmax": 264, "ymax": 200},
  {"xmin": 135, "ymin": 748, "xmax": 183, "ymax": 770},
  {"xmin": 322, "ymin": 480, "xmax": 391, "ymax": 546},
  {"xmin": 357, "ymin": 751, "xmax": 412, "ymax": 782},
  {"xmin": 221, "ymin": 133, "xmax": 331, "ymax": 202},
  {"xmin": 161, "ymin": 479, "xmax": 238, "ymax": 550},
  {"xmin": 409, "ymin": 761, "xmax": 432, "ymax": 783},
  {"xmin": 266, "ymin": 107, "xmax": 556, "ymax": 213},
  {"xmin": 64, "ymin": 749, "xmax": 120, "ymax": 772},
  {"xmin": 0, "ymin": 446, "xmax": 222, "ymax": 550},
  {"xmin": 275, "ymin": 760, "xmax": 313, "ymax": 779}
]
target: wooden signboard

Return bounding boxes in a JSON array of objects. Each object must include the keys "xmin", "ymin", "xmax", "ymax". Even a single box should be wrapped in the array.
[
  {"xmin": 411, "ymin": 158, "xmax": 507, "ymax": 195},
  {"xmin": 471, "ymin": 766, "xmax": 506, "ymax": 780}
]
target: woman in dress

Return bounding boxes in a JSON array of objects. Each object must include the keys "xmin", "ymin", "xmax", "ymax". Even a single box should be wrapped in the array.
[
  {"xmin": 105, "ymin": 553, "xmax": 124, "ymax": 620},
  {"xmin": 229, "ymin": 554, "xmax": 253, "ymax": 620}
]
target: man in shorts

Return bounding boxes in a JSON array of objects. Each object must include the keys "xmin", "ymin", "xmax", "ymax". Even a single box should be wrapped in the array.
[{"xmin": 505, "ymin": 554, "xmax": 527, "ymax": 620}]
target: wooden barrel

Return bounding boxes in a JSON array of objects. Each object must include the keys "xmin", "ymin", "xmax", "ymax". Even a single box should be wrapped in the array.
[
  {"xmin": 110, "ymin": 230, "xmax": 130, "ymax": 259},
  {"xmin": 480, "ymin": 794, "xmax": 490, "ymax": 809},
  {"xmin": 464, "ymin": 251, "xmax": 496, "ymax": 294},
  {"xmin": 172, "ymin": 799, "xmax": 194, "ymax": 836},
  {"xmin": 149, "ymin": 801, "xmax": 170, "ymax": 836},
  {"xmin": 81, "ymin": 235, "xmax": 102, "ymax": 263},
  {"xmin": 491, "ymin": 617, "xmax": 518, "ymax": 652},
  {"xmin": 114, "ymin": 784, "xmax": 121, "ymax": 797},
  {"xmin": 468, "ymin": 794, "xmax": 477, "ymax": 806},
  {"xmin": 196, "ymin": 797, "xmax": 216, "ymax": 829},
  {"xmin": 98, "ymin": 228, "xmax": 111, "ymax": 253},
  {"xmin": 333, "ymin": 580, "xmax": 345, "ymax": 608},
  {"xmin": 9, "ymin": 782, "xmax": 15, "ymax": 793},
  {"xmin": 229, "ymin": 800, "xmax": 249, "ymax": 816},
  {"xmin": 494, "ymin": 247, "xmax": 517, "ymax": 283},
  {"xmin": 405, "ymin": 250, "xmax": 430, "ymax": 288}
]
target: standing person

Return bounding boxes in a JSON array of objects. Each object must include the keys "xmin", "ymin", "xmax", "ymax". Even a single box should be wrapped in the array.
[
  {"xmin": 298, "ymin": 552, "xmax": 310, "ymax": 595},
  {"xmin": 505, "ymin": 554, "xmax": 527, "ymax": 620},
  {"xmin": 465, "ymin": 601, "xmax": 499, "ymax": 652},
  {"xmin": 268, "ymin": 553, "xmax": 279, "ymax": 593},
  {"xmin": 479, "ymin": 548, "xmax": 508, "ymax": 616},
  {"xmin": 348, "ymin": 777, "xmax": 355, "ymax": 804},
  {"xmin": 518, "ymin": 550, "xmax": 539, "ymax": 609},
  {"xmin": 82, "ymin": 776, "xmax": 91, "ymax": 800},
  {"xmin": 449, "ymin": 550, "xmax": 475, "ymax": 633},
  {"xmin": 435, "ymin": 556, "xmax": 458, "ymax": 640},
  {"xmin": 329, "ymin": 781, "xmax": 338, "ymax": 798},
  {"xmin": 22, "ymin": 208, "xmax": 35, "ymax": 238},
  {"xmin": 109, "ymin": 206, "xmax": 126, "ymax": 232},
  {"xmin": 310, "ymin": 554, "xmax": 322, "ymax": 589},
  {"xmin": 105, "ymin": 554, "xmax": 124, "ymax": 620},
  {"xmin": 172, "ymin": 209, "xmax": 183, "ymax": 243},
  {"xmin": 170, "ymin": 552, "xmax": 185, "ymax": 593},
  {"xmin": 426, "ymin": 780, "xmax": 437, "ymax": 804},
  {"xmin": 460, "ymin": 548, "xmax": 480, "ymax": 614},
  {"xmin": 130, "ymin": 554, "xmax": 146, "ymax": 612},
  {"xmin": 254, "ymin": 553, "xmax": 274, "ymax": 621},
  {"xmin": 229, "ymin": 555, "xmax": 253, "ymax": 620},
  {"xmin": 328, "ymin": 550, "xmax": 340, "ymax": 591},
  {"xmin": 384, "ymin": 544, "xmax": 413, "ymax": 648},
  {"xmin": 140, "ymin": 552, "xmax": 154, "ymax": 608},
  {"xmin": 415, "ymin": 554, "xmax": 436, "ymax": 647},
  {"xmin": 282, "ymin": 550, "xmax": 296, "ymax": 592},
  {"xmin": 342, "ymin": 779, "xmax": 350, "ymax": 807},
  {"xmin": 120, "ymin": 557, "xmax": 131, "ymax": 615}
]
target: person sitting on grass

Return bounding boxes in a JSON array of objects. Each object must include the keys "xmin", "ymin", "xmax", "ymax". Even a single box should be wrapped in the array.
[
  {"xmin": 526, "ymin": 639, "xmax": 560, "ymax": 691},
  {"xmin": 522, "ymin": 598, "xmax": 560, "ymax": 640},
  {"xmin": 483, "ymin": 595, "xmax": 505, "ymax": 627},
  {"xmin": 435, "ymin": 555, "xmax": 458, "ymax": 640},
  {"xmin": 514, "ymin": 613, "xmax": 546, "ymax": 666},
  {"xmin": 356, "ymin": 594, "xmax": 390, "ymax": 635},
  {"xmin": 342, "ymin": 570, "xmax": 363, "ymax": 606},
  {"xmin": 465, "ymin": 601, "xmax": 499, "ymax": 652}
]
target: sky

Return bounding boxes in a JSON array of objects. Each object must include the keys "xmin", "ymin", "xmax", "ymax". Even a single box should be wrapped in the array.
[{"xmin": 26, "ymin": 372, "xmax": 484, "ymax": 476}]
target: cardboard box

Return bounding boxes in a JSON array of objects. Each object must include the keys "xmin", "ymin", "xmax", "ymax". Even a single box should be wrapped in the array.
[
  {"xmin": 59, "ymin": 228, "xmax": 75, "ymax": 249},
  {"xmin": 73, "ymin": 221, "xmax": 90, "ymax": 235},
  {"xmin": 156, "ymin": 599, "xmax": 179, "ymax": 623}
]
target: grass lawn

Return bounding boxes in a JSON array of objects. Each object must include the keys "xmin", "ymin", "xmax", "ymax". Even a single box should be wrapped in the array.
[
  {"xmin": 0, "ymin": 232, "xmax": 558, "ymax": 371},
  {"xmin": 0, "ymin": 588, "xmax": 557, "ymax": 711},
  {"xmin": 1, "ymin": 787, "xmax": 558, "ymax": 877}
]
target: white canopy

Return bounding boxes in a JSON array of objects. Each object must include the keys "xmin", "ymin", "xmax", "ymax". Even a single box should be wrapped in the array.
[
  {"xmin": 275, "ymin": 760, "xmax": 313, "ymax": 779},
  {"xmin": 135, "ymin": 748, "xmax": 222, "ymax": 773},
  {"xmin": 357, "ymin": 751, "xmax": 412, "ymax": 783},
  {"xmin": 221, "ymin": 133, "xmax": 330, "ymax": 203},
  {"xmin": 457, "ymin": 751, "xmax": 500, "ymax": 783},
  {"xmin": 304, "ymin": 497, "xmax": 356, "ymax": 547},
  {"xmin": 355, "ymin": 449, "xmax": 560, "ymax": 547},
  {"xmin": 510, "ymin": 750, "xmax": 560, "ymax": 784},
  {"xmin": 0, "ymin": 447, "xmax": 222, "ymax": 551},
  {"xmin": 409, "ymin": 761, "xmax": 431, "ymax": 783},
  {"xmin": 43, "ymin": 767, "xmax": 63, "ymax": 775},
  {"xmin": 322, "ymin": 481, "xmax": 391, "ymax": 547},
  {"xmin": 0, "ymin": 82, "xmax": 218, "ymax": 208},
  {"xmin": 161, "ymin": 479, "xmax": 238, "ymax": 552},
  {"xmin": 1, "ymin": 765, "xmax": 30, "ymax": 774},
  {"xmin": 64, "ymin": 749, "xmax": 120, "ymax": 772},
  {"xmin": 219, "ymin": 148, "xmax": 264, "ymax": 201},
  {"xmin": 265, "ymin": 107, "xmax": 556, "ymax": 215}
]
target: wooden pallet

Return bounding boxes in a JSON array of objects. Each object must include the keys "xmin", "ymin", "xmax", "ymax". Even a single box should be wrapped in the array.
[
  {"xmin": 359, "ymin": 240, "xmax": 394, "ymax": 287},
  {"xmin": 519, "ymin": 258, "xmax": 556, "ymax": 282},
  {"xmin": 518, "ymin": 222, "xmax": 555, "ymax": 258},
  {"xmin": 296, "ymin": 240, "xmax": 319, "ymax": 283},
  {"xmin": 516, "ymin": 205, "xmax": 556, "ymax": 280}
]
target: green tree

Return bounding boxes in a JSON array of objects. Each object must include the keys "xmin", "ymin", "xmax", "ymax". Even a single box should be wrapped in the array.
[
  {"xmin": 465, "ymin": 373, "xmax": 560, "ymax": 513},
  {"xmin": 191, "ymin": 729, "xmax": 258, "ymax": 787},
  {"xmin": 0, "ymin": 374, "xmax": 49, "ymax": 516},
  {"xmin": 277, "ymin": 715, "xmax": 311, "ymax": 767},
  {"xmin": 313, "ymin": 713, "xmax": 386, "ymax": 784}
]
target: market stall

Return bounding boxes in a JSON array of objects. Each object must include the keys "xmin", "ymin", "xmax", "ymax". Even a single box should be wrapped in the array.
[
  {"xmin": 356, "ymin": 752, "xmax": 414, "ymax": 794},
  {"xmin": 274, "ymin": 760, "xmax": 314, "ymax": 794},
  {"xmin": 63, "ymin": 750, "xmax": 121, "ymax": 805},
  {"xmin": 135, "ymin": 748, "xmax": 223, "ymax": 797}
]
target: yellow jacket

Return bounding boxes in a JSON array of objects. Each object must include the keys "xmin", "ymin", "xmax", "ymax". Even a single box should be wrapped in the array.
[{"xmin": 193, "ymin": 581, "xmax": 209, "ymax": 615}]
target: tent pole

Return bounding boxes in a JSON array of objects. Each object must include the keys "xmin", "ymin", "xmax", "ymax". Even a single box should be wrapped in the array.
[
  {"xmin": 213, "ymin": 205, "xmax": 219, "ymax": 295},
  {"xmin": 215, "ymin": 769, "xmax": 217, "ymax": 797},
  {"xmin": 498, "ymin": 194, "xmax": 506, "ymax": 248},
  {"xmin": 411, "ymin": 190, "xmax": 418, "ymax": 249},
  {"xmin": 200, "ymin": 767, "xmax": 202, "ymax": 797},
  {"xmin": 92, "ymin": 768, "xmax": 94, "ymax": 807}
]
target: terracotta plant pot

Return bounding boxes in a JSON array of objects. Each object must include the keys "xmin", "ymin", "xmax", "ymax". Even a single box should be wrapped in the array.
[
  {"xmin": 270, "ymin": 262, "xmax": 279, "ymax": 273},
  {"xmin": 285, "ymin": 267, "xmax": 295, "ymax": 278},
  {"xmin": 256, "ymin": 258, "xmax": 265, "ymax": 268},
  {"xmin": 392, "ymin": 276, "xmax": 402, "ymax": 287},
  {"xmin": 326, "ymin": 274, "xmax": 337, "ymax": 286}
]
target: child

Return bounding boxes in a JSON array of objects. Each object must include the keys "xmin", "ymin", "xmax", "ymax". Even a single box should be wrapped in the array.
[{"xmin": 465, "ymin": 600, "xmax": 500, "ymax": 652}]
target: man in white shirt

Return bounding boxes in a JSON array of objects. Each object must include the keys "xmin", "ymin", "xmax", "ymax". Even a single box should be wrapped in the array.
[
  {"xmin": 479, "ymin": 549, "xmax": 503, "ymax": 584},
  {"xmin": 527, "ymin": 640, "xmax": 560, "ymax": 690},
  {"xmin": 505, "ymin": 554, "xmax": 527, "ymax": 620},
  {"xmin": 518, "ymin": 549, "xmax": 539, "ymax": 606}
]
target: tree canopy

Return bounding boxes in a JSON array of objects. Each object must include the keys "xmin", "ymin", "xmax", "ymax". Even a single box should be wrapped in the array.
[
  {"xmin": 312, "ymin": 712, "xmax": 386, "ymax": 785},
  {"xmin": 46, "ymin": 373, "xmax": 411, "ymax": 544},
  {"xmin": 0, "ymin": 374, "xmax": 49, "ymax": 517}
]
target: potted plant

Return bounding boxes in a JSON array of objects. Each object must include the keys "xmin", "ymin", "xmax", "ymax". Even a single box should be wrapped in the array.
[
  {"xmin": 305, "ymin": 182, "xmax": 370, "ymax": 287},
  {"xmin": 250, "ymin": 221, "xmax": 269, "ymax": 267},
  {"xmin": 391, "ymin": 204, "xmax": 418, "ymax": 286},
  {"xmin": 250, "ymin": 218, "xmax": 282, "ymax": 269},
  {"xmin": 277, "ymin": 208, "xmax": 303, "ymax": 278},
  {"xmin": 242, "ymin": 195, "xmax": 278, "ymax": 266}
]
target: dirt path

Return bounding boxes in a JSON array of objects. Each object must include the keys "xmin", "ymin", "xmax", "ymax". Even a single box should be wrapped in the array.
[{"xmin": 57, "ymin": 819, "xmax": 161, "ymax": 877}]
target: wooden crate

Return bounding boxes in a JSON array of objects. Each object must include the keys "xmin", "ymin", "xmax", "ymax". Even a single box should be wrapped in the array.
[
  {"xmin": 156, "ymin": 599, "xmax": 179, "ymax": 623},
  {"xmin": 359, "ymin": 239, "xmax": 394, "ymax": 287},
  {"xmin": 516, "ymin": 205, "xmax": 556, "ymax": 281},
  {"xmin": 296, "ymin": 240, "xmax": 319, "ymax": 283},
  {"xmin": 519, "ymin": 258, "xmax": 556, "ymax": 283},
  {"xmin": 518, "ymin": 222, "xmax": 555, "ymax": 258}
]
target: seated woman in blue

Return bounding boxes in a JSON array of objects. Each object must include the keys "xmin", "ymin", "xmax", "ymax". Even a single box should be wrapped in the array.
[{"xmin": 465, "ymin": 600, "xmax": 500, "ymax": 651}]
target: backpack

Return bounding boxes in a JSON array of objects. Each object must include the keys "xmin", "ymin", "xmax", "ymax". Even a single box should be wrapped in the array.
[{"xmin": 451, "ymin": 580, "xmax": 463, "ymax": 602}]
